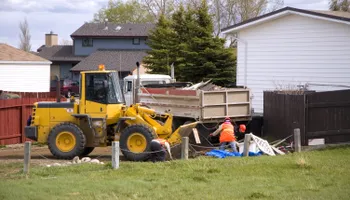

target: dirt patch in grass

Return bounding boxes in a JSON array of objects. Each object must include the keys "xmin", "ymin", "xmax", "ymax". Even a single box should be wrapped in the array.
[{"xmin": 0, "ymin": 144, "xmax": 114, "ymax": 166}]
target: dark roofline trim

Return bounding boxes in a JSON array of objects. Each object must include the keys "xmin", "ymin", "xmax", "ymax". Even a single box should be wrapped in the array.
[
  {"xmin": 70, "ymin": 35, "xmax": 149, "ymax": 38},
  {"xmin": 221, "ymin": 6, "xmax": 350, "ymax": 32}
]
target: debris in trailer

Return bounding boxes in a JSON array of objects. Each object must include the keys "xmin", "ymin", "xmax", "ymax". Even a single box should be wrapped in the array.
[{"xmin": 182, "ymin": 79, "xmax": 226, "ymax": 91}]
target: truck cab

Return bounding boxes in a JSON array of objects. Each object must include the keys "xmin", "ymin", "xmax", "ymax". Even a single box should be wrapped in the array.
[{"xmin": 123, "ymin": 74, "xmax": 173, "ymax": 106}]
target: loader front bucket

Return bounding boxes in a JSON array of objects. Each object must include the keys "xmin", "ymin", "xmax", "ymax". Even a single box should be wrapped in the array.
[{"xmin": 166, "ymin": 121, "xmax": 199, "ymax": 159}]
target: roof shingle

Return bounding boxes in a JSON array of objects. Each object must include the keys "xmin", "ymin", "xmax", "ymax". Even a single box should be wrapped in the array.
[
  {"xmin": 0, "ymin": 43, "xmax": 50, "ymax": 62},
  {"xmin": 70, "ymin": 49, "xmax": 148, "ymax": 72},
  {"xmin": 37, "ymin": 45, "xmax": 85, "ymax": 62},
  {"xmin": 71, "ymin": 23, "xmax": 155, "ymax": 37}
]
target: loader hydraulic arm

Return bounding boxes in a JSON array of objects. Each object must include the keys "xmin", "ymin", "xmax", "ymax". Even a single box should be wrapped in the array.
[
  {"xmin": 123, "ymin": 103, "xmax": 173, "ymax": 137},
  {"xmin": 123, "ymin": 103, "xmax": 198, "ymax": 148}
]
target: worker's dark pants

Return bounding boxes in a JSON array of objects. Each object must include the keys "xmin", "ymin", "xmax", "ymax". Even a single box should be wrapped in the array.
[{"xmin": 150, "ymin": 141, "xmax": 166, "ymax": 162}]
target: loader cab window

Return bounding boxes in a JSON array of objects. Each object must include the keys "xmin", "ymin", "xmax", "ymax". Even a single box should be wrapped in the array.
[{"xmin": 85, "ymin": 72, "xmax": 124, "ymax": 104}]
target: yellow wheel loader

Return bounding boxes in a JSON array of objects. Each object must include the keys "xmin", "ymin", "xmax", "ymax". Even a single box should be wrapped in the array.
[{"xmin": 25, "ymin": 65, "xmax": 197, "ymax": 161}]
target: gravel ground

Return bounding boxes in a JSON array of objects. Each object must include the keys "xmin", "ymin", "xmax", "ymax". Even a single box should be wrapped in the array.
[{"xmin": 0, "ymin": 144, "xmax": 115, "ymax": 166}]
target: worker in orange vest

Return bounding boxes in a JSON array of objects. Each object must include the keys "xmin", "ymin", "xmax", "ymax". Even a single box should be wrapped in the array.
[
  {"xmin": 210, "ymin": 117, "xmax": 246, "ymax": 152},
  {"xmin": 150, "ymin": 138, "xmax": 172, "ymax": 162}
]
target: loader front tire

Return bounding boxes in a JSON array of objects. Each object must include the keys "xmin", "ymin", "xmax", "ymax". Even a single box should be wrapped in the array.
[
  {"xmin": 48, "ymin": 123, "xmax": 86, "ymax": 159},
  {"xmin": 81, "ymin": 147, "xmax": 95, "ymax": 157},
  {"xmin": 120, "ymin": 124, "xmax": 154, "ymax": 161}
]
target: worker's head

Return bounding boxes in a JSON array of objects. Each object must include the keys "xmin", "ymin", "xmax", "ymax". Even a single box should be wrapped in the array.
[
  {"xmin": 224, "ymin": 116, "xmax": 231, "ymax": 123},
  {"xmin": 239, "ymin": 124, "xmax": 246, "ymax": 133}
]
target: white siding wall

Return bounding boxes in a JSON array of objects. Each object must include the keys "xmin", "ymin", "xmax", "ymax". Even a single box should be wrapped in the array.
[
  {"xmin": 0, "ymin": 63, "xmax": 50, "ymax": 92},
  {"xmin": 237, "ymin": 14, "xmax": 350, "ymax": 113}
]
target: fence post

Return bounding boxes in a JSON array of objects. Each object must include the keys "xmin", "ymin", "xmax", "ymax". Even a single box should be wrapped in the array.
[
  {"xmin": 243, "ymin": 134, "xmax": 252, "ymax": 157},
  {"xmin": 23, "ymin": 141, "xmax": 31, "ymax": 175},
  {"xmin": 21, "ymin": 105, "xmax": 26, "ymax": 143},
  {"xmin": 294, "ymin": 128, "xmax": 301, "ymax": 153},
  {"xmin": 181, "ymin": 137, "xmax": 189, "ymax": 160},
  {"xmin": 112, "ymin": 141, "xmax": 119, "ymax": 169}
]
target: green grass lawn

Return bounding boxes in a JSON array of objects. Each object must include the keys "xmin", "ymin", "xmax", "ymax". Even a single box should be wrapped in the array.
[{"xmin": 1, "ymin": 147, "xmax": 350, "ymax": 200}]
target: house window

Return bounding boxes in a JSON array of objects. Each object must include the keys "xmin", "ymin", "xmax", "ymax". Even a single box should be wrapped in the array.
[
  {"xmin": 133, "ymin": 38, "xmax": 140, "ymax": 45},
  {"xmin": 82, "ymin": 38, "xmax": 93, "ymax": 47}
]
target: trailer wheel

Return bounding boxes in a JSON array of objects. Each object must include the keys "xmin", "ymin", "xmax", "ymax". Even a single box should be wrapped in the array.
[
  {"xmin": 80, "ymin": 147, "xmax": 95, "ymax": 157},
  {"xmin": 120, "ymin": 124, "xmax": 154, "ymax": 161},
  {"xmin": 48, "ymin": 123, "xmax": 86, "ymax": 159}
]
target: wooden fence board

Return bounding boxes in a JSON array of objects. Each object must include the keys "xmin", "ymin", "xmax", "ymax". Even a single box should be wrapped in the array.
[
  {"xmin": 0, "ymin": 97, "xmax": 59, "ymax": 145},
  {"xmin": 264, "ymin": 89, "xmax": 350, "ymax": 146}
]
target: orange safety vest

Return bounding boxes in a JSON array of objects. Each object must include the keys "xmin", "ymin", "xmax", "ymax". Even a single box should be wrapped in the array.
[{"xmin": 219, "ymin": 122, "xmax": 235, "ymax": 143}]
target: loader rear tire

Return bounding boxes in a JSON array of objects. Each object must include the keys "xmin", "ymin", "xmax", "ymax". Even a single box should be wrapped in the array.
[
  {"xmin": 48, "ymin": 123, "xmax": 86, "ymax": 159},
  {"xmin": 120, "ymin": 124, "xmax": 154, "ymax": 161}
]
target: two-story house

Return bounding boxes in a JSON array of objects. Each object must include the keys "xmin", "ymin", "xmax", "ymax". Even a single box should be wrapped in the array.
[{"xmin": 37, "ymin": 23, "xmax": 154, "ymax": 82}]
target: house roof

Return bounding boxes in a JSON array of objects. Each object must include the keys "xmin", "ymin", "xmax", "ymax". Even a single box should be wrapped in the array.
[
  {"xmin": 70, "ymin": 49, "xmax": 148, "ymax": 72},
  {"xmin": 37, "ymin": 45, "xmax": 85, "ymax": 62},
  {"xmin": 71, "ymin": 23, "xmax": 155, "ymax": 38},
  {"xmin": 221, "ymin": 7, "xmax": 350, "ymax": 33},
  {"xmin": 0, "ymin": 43, "xmax": 50, "ymax": 63}
]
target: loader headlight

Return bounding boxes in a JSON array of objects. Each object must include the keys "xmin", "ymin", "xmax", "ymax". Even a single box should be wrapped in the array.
[{"xmin": 93, "ymin": 121, "xmax": 102, "ymax": 127}]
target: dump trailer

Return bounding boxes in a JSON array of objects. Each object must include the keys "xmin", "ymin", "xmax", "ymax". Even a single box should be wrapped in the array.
[
  {"xmin": 139, "ymin": 87, "xmax": 252, "ymax": 123},
  {"xmin": 138, "ymin": 87, "xmax": 258, "ymax": 146},
  {"xmin": 24, "ymin": 65, "xmax": 197, "ymax": 161}
]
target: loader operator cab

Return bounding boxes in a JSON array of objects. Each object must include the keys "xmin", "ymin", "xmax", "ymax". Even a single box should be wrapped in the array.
[{"xmin": 84, "ymin": 71, "xmax": 124, "ymax": 104}]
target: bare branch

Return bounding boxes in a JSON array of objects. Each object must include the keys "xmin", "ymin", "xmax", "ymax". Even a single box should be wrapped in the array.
[
  {"xmin": 18, "ymin": 18, "xmax": 31, "ymax": 52},
  {"xmin": 60, "ymin": 39, "xmax": 73, "ymax": 45}
]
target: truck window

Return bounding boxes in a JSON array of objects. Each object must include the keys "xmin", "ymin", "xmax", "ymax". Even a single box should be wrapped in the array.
[
  {"xmin": 127, "ymin": 81, "xmax": 132, "ymax": 92},
  {"xmin": 141, "ymin": 81, "xmax": 165, "ymax": 86}
]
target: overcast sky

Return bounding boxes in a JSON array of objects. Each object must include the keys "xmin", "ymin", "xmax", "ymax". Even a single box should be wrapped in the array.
[{"xmin": 0, "ymin": 0, "xmax": 329, "ymax": 51}]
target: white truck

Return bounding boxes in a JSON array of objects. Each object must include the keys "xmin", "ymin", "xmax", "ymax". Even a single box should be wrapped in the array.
[{"xmin": 123, "ymin": 74, "xmax": 173, "ymax": 106}]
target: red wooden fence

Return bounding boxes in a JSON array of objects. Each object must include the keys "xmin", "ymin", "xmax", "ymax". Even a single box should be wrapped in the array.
[
  {"xmin": 0, "ymin": 97, "xmax": 64, "ymax": 145},
  {"xmin": 2, "ymin": 91, "xmax": 57, "ymax": 98}
]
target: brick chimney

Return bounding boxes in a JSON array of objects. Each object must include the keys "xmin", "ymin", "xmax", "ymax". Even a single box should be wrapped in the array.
[{"xmin": 45, "ymin": 31, "xmax": 58, "ymax": 47}]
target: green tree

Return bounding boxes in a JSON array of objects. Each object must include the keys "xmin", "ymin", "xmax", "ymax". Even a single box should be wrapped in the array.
[
  {"xmin": 143, "ymin": 14, "xmax": 176, "ymax": 74},
  {"xmin": 329, "ymin": 0, "xmax": 349, "ymax": 11},
  {"xmin": 183, "ymin": 0, "xmax": 236, "ymax": 86},
  {"xmin": 171, "ymin": 4, "xmax": 192, "ymax": 81},
  {"xmin": 144, "ymin": 0, "xmax": 236, "ymax": 86},
  {"xmin": 93, "ymin": 0, "xmax": 155, "ymax": 23}
]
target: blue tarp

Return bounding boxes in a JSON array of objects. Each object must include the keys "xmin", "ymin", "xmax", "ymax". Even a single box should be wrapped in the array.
[{"xmin": 205, "ymin": 149, "xmax": 263, "ymax": 158}]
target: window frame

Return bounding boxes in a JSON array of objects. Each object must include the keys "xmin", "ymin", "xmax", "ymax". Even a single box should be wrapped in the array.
[
  {"xmin": 82, "ymin": 38, "xmax": 93, "ymax": 47},
  {"xmin": 132, "ymin": 38, "xmax": 140, "ymax": 45}
]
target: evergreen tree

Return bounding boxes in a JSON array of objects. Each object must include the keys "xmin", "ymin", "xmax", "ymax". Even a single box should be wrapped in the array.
[
  {"xmin": 143, "ymin": 14, "xmax": 175, "ymax": 74},
  {"xmin": 170, "ymin": 5, "xmax": 188, "ymax": 81},
  {"xmin": 180, "ymin": 0, "xmax": 236, "ymax": 86},
  {"xmin": 144, "ymin": 0, "xmax": 236, "ymax": 86}
]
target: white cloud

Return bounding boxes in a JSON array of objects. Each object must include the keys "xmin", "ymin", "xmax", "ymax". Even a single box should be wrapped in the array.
[
  {"xmin": 1, "ymin": 0, "xmax": 107, "ymax": 13},
  {"xmin": 0, "ymin": 0, "xmax": 108, "ymax": 50}
]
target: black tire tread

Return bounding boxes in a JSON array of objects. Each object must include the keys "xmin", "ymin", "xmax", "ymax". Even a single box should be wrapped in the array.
[
  {"xmin": 48, "ymin": 122, "xmax": 86, "ymax": 159},
  {"xmin": 120, "ymin": 124, "xmax": 155, "ymax": 161},
  {"xmin": 80, "ymin": 147, "xmax": 95, "ymax": 157}
]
